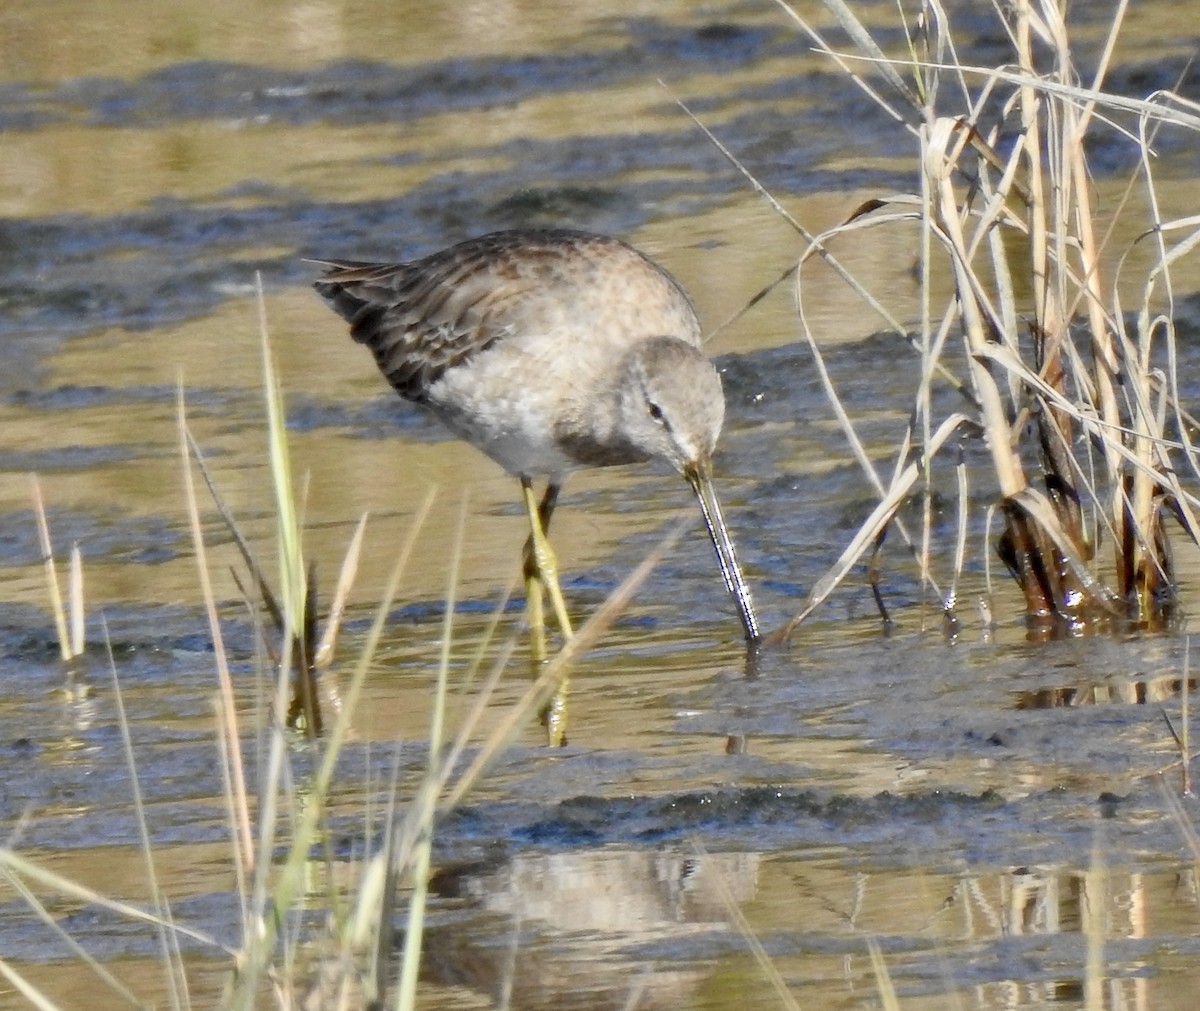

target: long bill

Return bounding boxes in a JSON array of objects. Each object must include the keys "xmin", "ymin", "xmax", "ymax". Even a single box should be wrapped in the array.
[{"xmin": 685, "ymin": 460, "xmax": 760, "ymax": 644}]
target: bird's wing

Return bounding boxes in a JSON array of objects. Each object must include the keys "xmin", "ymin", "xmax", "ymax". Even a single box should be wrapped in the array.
[{"xmin": 312, "ymin": 241, "xmax": 533, "ymax": 402}]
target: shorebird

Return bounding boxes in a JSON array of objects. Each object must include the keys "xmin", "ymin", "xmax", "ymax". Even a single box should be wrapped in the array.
[{"xmin": 313, "ymin": 228, "xmax": 758, "ymax": 744}]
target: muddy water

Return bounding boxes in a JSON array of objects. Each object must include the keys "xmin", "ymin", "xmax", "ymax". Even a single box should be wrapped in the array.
[{"xmin": 3, "ymin": 1, "xmax": 1200, "ymax": 1008}]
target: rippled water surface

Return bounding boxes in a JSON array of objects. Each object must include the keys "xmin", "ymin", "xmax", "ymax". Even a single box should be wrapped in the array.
[{"xmin": 3, "ymin": 1, "xmax": 1200, "ymax": 1008}]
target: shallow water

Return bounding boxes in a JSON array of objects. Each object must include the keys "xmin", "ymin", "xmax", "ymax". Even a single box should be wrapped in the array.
[{"xmin": 3, "ymin": 1, "xmax": 1200, "ymax": 1008}]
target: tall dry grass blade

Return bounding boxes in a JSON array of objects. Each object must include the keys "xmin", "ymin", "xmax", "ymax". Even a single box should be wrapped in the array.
[
  {"xmin": 0, "ymin": 848, "xmax": 227, "ymax": 953},
  {"xmin": 253, "ymin": 277, "xmax": 331, "ymax": 733},
  {"xmin": 436, "ymin": 624, "xmax": 520, "ymax": 811},
  {"xmin": 184, "ymin": 428, "xmax": 284, "ymax": 634},
  {"xmin": 455, "ymin": 570, "xmax": 520, "ymax": 702},
  {"xmin": 104, "ymin": 617, "xmax": 186, "ymax": 1011},
  {"xmin": 775, "ymin": 0, "xmax": 916, "ymax": 130},
  {"xmin": 343, "ymin": 748, "xmax": 404, "ymax": 1008},
  {"xmin": 315, "ymin": 512, "xmax": 369, "ymax": 669},
  {"xmin": 177, "ymin": 384, "xmax": 254, "ymax": 872},
  {"xmin": 0, "ymin": 959, "xmax": 64, "ymax": 1011},
  {"xmin": 68, "ymin": 543, "xmax": 84, "ymax": 660},
  {"xmin": 30, "ymin": 475, "xmax": 71, "ymax": 662},
  {"xmin": 0, "ymin": 867, "xmax": 146, "ymax": 1007},
  {"xmin": 926, "ymin": 117, "xmax": 1026, "ymax": 497},
  {"xmin": 234, "ymin": 489, "xmax": 437, "ymax": 1007},
  {"xmin": 867, "ymin": 938, "xmax": 902, "ymax": 1011},
  {"xmin": 816, "ymin": 0, "xmax": 922, "ymax": 110},
  {"xmin": 212, "ymin": 696, "xmax": 250, "ymax": 924},
  {"xmin": 1185, "ymin": 640, "xmax": 1192, "ymax": 796},
  {"xmin": 237, "ymin": 621, "xmax": 299, "ymax": 1009},
  {"xmin": 256, "ymin": 275, "xmax": 307, "ymax": 646},
  {"xmin": 1127, "ymin": 218, "xmax": 1200, "ymax": 542},
  {"xmin": 946, "ymin": 443, "xmax": 969, "ymax": 618},
  {"xmin": 396, "ymin": 496, "xmax": 467, "ymax": 1011}
]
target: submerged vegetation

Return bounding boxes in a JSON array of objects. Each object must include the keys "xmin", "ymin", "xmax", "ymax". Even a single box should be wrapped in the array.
[{"xmin": 4, "ymin": 1, "xmax": 1200, "ymax": 1008}]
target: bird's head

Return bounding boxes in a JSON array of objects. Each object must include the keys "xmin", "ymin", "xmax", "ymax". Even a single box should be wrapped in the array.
[{"xmin": 613, "ymin": 336, "xmax": 726, "ymax": 474}]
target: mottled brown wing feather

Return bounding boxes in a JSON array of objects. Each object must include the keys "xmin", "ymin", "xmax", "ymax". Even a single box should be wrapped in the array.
[{"xmin": 313, "ymin": 248, "xmax": 514, "ymax": 403}]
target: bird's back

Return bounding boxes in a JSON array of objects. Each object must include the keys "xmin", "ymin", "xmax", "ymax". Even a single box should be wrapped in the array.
[{"xmin": 313, "ymin": 228, "xmax": 702, "ymax": 404}]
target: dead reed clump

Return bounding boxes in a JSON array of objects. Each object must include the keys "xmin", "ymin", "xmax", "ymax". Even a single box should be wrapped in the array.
[{"xmin": 770, "ymin": 0, "xmax": 1200, "ymax": 636}]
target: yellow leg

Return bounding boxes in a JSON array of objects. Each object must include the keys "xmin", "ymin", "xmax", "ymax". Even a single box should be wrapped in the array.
[
  {"xmin": 521, "ymin": 479, "xmax": 573, "ymax": 745},
  {"xmin": 524, "ymin": 542, "xmax": 548, "ymax": 669}
]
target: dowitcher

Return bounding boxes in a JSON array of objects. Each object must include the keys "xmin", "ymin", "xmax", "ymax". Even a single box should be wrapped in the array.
[{"xmin": 314, "ymin": 228, "xmax": 758, "ymax": 743}]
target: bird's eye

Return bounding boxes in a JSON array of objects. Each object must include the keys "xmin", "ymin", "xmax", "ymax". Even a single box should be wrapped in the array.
[{"xmin": 648, "ymin": 402, "xmax": 665, "ymax": 422}]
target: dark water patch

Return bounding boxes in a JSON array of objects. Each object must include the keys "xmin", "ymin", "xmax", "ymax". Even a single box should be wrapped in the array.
[
  {"xmin": 9, "ymin": 381, "xmax": 179, "ymax": 411},
  {"xmin": 2, "ymin": 720, "xmax": 229, "ymax": 847},
  {"xmin": 1084, "ymin": 110, "xmax": 1200, "ymax": 176},
  {"xmin": 284, "ymin": 391, "xmax": 445, "ymax": 441},
  {"xmin": 1173, "ymin": 290, "xmax": 1200, "ymax": 341},
  {"xmin": 0, "ymin": 81, "xmax": 60, "ymax": 130},
  {"xmin": 0, "ymin": 443, "xmax": 142, "ymax": 473},
  {"xmin": 716, "ymin": 331, "xmax": 969, "ymax": 433},
  {"xmin": 0, "ymin": 890, "xmax": 240, "ymax": 962},
  {"xmin": 425, "ymin": 772, "xmax": 1188, "ymax": 871},
  {"xmin": 0, "ymin": 378, "xmax": 244, "ymax": 420},
  {"xmin": 527, "ymin": 784, "xmax": 1005, "ymax": 847},
  {"xmin": 1103, "ymin": 55, "xmax": 1200, "ymax": 109},
  {"xmin": 486, "ymin": 186, "xmax": 629, "ymax": 229},
  {"xmin": 0, "ymin": 599, "xmax": 248, "ymax": 672},
  {"xmin": 429, "ymin": 105, "xmax": 908, "ymax": 222},
  {"xmin": 0, "ymin": 505, "xmax": 183, "ymax": 568},
  {"xmin": 699, "ymin": 630, "xmax": 1190, "ymax": 769},
  {"xmin": 0, "ymin": 21, "xmax": 791, "ymax": 131},
  {"xmin": 0, "ymin": 182, "xmax": 680, "ymax": 345},
  {"xmin": 0, "ymin": 218, "xmax": 293, "ymax": 340}
]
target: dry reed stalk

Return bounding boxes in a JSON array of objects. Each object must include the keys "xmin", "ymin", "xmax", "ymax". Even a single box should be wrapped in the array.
[
  {"xmin": 30, "ymin": 475, "xmax": 84, "ymax": 662},
  {"xmin": 771, "ymin": 0, "xmax": 1199, "ymax": 633},
  {"xmin": 179, "ymin": 389, "xmax": 256, "ymax": 874}
]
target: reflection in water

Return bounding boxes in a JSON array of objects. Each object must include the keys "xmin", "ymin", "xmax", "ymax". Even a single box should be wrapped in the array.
[
  {"xmin": 426, "ymin": 848, "xmax": 759, "ymax": 1010},
  {"xmin": 998, "ymin": 865, "xmax": 1156, "ymax": 1009},
  {"xmin": 52, "ymin": 665, "xmax": 100, "ymax": 758},
  {"xmin": 1013, "ymin": 674, "xmax": 1198, "ymax": 710},
  {"xmin": 408, "ymin": 848, "xmax": 1186, "ymax": 1010}
]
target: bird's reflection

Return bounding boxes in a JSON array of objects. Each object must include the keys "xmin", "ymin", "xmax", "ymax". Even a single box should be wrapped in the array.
[{"xmin": 425, "ymin": 847, "xmax": 760, "ymax": 1009}]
